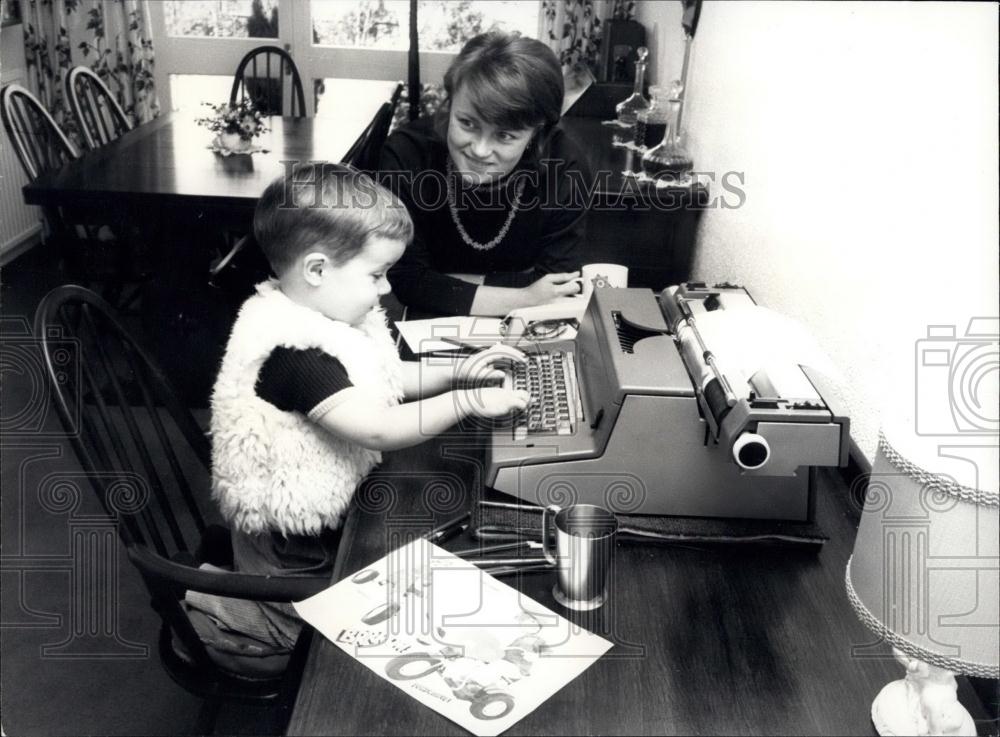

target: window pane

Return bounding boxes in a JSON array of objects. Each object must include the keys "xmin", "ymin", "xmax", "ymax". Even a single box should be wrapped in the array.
[
  {"xmin": 169, "ymin": 74, "xmax": 235, "ymax": 112},
  {"xmin": 164, "ymin": 1, "xmax": 279, "ymax": 39},
  {"xmin": 311, "ymin": 0, "xmax": 539, "ymax": 51},
  {"xmin": 418, "ymin": 0, "xmax": 539, "ymax": 52},
  {"xmin": 312, "ymin": 0, "xmax": 408, "ymax": 50}
]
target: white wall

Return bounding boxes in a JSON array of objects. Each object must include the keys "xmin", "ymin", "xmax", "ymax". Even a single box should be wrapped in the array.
[{"xmin": 637, "ymin": 1, "xmax": 999, "ymax": 465}]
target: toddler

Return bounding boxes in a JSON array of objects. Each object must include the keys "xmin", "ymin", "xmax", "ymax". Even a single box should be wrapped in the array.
[{"xmin": 186, "ymin": 163, "xmax": 528, "ymax": 665}]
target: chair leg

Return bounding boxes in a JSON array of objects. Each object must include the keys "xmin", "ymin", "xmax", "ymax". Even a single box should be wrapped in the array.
[
  {"xmin": 195, "ymin": 696, "xmax": 222, "ymax": 735},
  {"xmin": 261, "ymin": 627, "xmax": 315, "ymax": 735}
]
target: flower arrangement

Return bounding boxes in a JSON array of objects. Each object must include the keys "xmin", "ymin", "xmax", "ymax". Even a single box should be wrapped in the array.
[{"xmin": 196, "ymin": 100, "xmax": 268, "ymax": 153}]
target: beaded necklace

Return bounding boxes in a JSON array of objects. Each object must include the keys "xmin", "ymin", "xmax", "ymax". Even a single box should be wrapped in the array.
[{"xmin": 446, "ymin": 158, "xmax": 526, "ymax": 251}]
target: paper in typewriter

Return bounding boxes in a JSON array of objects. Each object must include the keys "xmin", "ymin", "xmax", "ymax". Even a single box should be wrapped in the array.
[
  {"xmin": 293, "ymin": 538, "xmax": 612, "ymax": 737},
  {"xmin": 692, "ymin": 305, "xmax": 842, "ymax": 400}
]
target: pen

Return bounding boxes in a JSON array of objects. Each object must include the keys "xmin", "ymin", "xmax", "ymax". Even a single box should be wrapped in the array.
[
  {"xmin": 479, "ymin": 500, "xmax": 544, "ymax": 513},
  {"xmin": 473, "ymin": 526, "xmax": 543, "ymax": 541},
  {"xmin": 451, "ymin": 540, "xmax": 542, "ymax": 557},
  {"xmin": 426, "ymin": 337, "xmax": 479, "ymax": 357},
  {"xmin": 467, "ymin": 556, "xmax": 549, "ymax": 567},
  {"xmin": 439, "ymin": 336, "xmax": 480, "ymax": 351},
  {"xmin": 480, "ymin": 563, "xmax": 553, "ymax": 577},
  {"xmin": 423, "ymin": 512, "xmax": 471, "ymax": 545}
]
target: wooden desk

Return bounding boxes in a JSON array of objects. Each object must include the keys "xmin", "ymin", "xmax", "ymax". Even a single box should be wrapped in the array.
[
  {"xmin": 558, "ymin": 116, "xmax": 707, "ymax": 291},
  {"xmin": 287, "ymin": 438, "xmax": 990, "ymax": 735}
]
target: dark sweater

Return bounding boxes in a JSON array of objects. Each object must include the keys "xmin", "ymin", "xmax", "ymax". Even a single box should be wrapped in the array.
[{"xmin": 379, "ymin": 116, "xmax": 591, "ymax": 315}]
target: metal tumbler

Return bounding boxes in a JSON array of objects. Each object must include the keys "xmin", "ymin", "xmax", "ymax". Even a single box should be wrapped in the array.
[{"xmin": 542, "ymin": 504, "xmax": 618, "ymax": 611}]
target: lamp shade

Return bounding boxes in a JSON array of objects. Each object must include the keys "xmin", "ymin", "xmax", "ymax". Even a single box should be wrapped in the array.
[{"xmin": 846, "ymin": 430, "xmax": 999, "ymax": 678}]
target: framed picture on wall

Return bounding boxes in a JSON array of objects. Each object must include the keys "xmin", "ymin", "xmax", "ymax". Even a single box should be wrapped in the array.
[{"xmin": 2, "ymin": 0, "xmax": 22, "ymax": 28}]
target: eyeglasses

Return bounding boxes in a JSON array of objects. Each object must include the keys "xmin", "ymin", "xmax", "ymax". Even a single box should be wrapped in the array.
[{"xmin": 500, "ymin": 317, "xmax": 579, "ymax": 342}]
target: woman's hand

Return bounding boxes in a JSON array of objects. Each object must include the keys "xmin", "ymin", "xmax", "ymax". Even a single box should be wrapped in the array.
[
  {"xmin": 521, "ymin": 272, "xmax": 582, "ymax": 307},
  {"xmin": 456, "ymin": 344, "xmax": 526, "ymax": 385}
]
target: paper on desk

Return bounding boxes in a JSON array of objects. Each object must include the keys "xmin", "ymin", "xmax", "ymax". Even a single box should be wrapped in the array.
[
  {"xmin": 396, "ymin": 316, "xmax": 506, "ymax": 353},
  {"xmin": 293, "ymin": 538, "xmax": 612, "ymax": 737}
]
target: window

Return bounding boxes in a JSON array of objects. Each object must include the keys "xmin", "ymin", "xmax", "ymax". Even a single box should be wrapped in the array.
[
  {"xmin": 311, "ymin": 0, "xmax": 540, "ymax": 52},
  {"xmin": 164, "ymin": 0, "xmax": 279, "ymax": 39},
  {"xmin": 150, "ymin": 1, "xmax": 543, "ymax": 114}
]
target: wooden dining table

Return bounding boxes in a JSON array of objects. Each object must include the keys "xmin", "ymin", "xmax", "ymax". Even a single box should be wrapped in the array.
[
  {"xmin": 285, "ymin": 435, "xmax": 992, "ymax": 736},
  {"xmin": 18, "ymin": 84, "xmax": 399, "ymax": 406},
  {"xmin": 22, "ymin": 94, "xmax": 395, "ymax": 230}
]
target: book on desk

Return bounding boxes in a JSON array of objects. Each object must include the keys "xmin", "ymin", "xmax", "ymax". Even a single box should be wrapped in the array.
[{"xmin": 485, "ymin": 282, "xmax": 850, "ymax": 524}]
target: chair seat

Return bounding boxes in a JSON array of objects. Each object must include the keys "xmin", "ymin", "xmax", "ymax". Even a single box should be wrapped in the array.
[{"xmin": 176, "ymin": 611, "xmax": 292, "ymax": 680}]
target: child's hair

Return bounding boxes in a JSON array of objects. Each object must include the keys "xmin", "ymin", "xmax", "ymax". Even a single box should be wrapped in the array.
[{"xmin": 254, "ymin": 162, "xmax": 413, "ymax": 275}]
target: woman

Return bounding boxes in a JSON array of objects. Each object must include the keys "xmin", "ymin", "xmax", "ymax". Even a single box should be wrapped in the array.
[{"xmin": 380, "ymin": 32, "xmax": 591, "ymax": 316}]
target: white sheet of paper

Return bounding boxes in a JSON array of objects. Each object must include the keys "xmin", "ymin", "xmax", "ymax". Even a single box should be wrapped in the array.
[
  {"xmin": 692, "ymin": 305, "xmax": 841, "ymax": 400},
  {"xmin": 396, "ymin": 316, "xmax": 506, "ymax": 353},
  {"xmin": 293, "ymin": 539, "xmax": 612, "ymax": 737}
]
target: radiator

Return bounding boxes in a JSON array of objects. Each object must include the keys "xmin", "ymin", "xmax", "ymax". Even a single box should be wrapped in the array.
[{"xmin": 1, "ymin": 70, "xmax": 43, "ymax": 264}]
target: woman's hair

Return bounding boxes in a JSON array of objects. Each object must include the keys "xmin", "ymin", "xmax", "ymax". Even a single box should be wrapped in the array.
[
  {"xmin": 437, "ymin": 32, "xmax": 564, "ymax": 151},
  {"xmin": 254, "ymin": 162, "xmax": 413, "ymax": 276}
]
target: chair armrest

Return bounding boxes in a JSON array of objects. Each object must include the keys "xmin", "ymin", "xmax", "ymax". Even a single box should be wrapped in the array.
[{"xmin": 127, "ymin": 544, "xmax": 330, "ymax": 602}]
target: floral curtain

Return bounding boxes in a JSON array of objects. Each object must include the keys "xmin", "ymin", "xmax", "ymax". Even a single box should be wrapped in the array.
[
  {"xmin": 22, "ymin": 0, "xmax": 159, "ymax": 147},
  {"xmin": 542, "ymin": 0, "xmax": 636, "ymax": 76},
  {"xmin": 390, "ymin": 0, "xmax": 638, "ymax": 131}
]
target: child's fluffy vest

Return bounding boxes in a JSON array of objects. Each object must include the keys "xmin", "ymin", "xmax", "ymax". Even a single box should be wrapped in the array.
[{"xmin": 210, "ymin": 281, "xmax": 404, "ymax": 535}]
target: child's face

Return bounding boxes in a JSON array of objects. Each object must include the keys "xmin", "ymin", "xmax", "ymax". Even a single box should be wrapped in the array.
[{"xmin": 307, "ymin": 236, "xmax": 406, "ymax": 325}]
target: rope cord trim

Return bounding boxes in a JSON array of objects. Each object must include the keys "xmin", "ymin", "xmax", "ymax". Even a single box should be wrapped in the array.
[
  {"xmin": 878, "ymin": 432, "xmax": 999, "ymax": 508},
  {"xmin": 844, "ymin": 558, "xmax": 999, "ymax": 679}
]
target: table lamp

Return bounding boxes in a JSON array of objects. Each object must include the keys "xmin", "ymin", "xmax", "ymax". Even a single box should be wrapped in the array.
[{"xmin": 845, "ymin": 319, "xmax": 999, "ymax": 736}]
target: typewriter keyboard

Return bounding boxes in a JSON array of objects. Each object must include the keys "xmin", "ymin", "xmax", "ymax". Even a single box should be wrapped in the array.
[{"xmin": 504, "ymin": 350, "xmax": 581, "ymax": 440}]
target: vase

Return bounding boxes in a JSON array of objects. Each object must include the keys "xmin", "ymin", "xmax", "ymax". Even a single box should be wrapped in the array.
[{"xmin": 215, "ymin": 132, "xmax": 254, "ymax": 154}]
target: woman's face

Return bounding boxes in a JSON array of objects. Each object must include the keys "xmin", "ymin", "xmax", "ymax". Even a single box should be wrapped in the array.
[{"xmin": 447, "ymin": 84, "xmax": 537, "ymax": 186}]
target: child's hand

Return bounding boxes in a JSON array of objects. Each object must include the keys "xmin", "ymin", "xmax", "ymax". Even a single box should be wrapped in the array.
[
  {"xmin": 456, "ymin": 343, "xmax": 527, "ymax": 385},
  {"xmin": 461, "ymin": 388, "xmax": 530, "ymax": 418}
]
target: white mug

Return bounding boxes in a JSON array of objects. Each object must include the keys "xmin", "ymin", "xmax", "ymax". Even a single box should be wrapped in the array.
[{"xmin": 578, "ymin": 263, "xmax": 628, "ymax": 302}]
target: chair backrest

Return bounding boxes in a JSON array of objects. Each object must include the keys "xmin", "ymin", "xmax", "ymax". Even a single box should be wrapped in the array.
[
  {"xmin": 1, "ymin": 83, "xmax": 78, "ymax": 180},
  {"xmin": 65, "ymin": 66, "xmax": 134, "ymax": 150},
  {"xmin": 343, "ymin": 82, "xmax": 404, "ymax": 173},
  {"xmin": 33, "ymin": 285, "xmax": 215, "ymax": 560},
  {"xmin": 230, "ymin": 45, "xmax": 306, "ymax": 118},
  {"xmin": 35, "ymin": 285, "xmax": 326, "ymax": 713}
]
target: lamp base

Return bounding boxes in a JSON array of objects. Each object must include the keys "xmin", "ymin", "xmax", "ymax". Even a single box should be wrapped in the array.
[{"xmin": 871, "ymin": 650, "xmax": 977, "ymax": 736}]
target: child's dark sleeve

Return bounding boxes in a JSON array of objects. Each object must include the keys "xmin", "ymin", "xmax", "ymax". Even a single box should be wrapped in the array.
[{"xmin": 256, "ymin": 348, "xmax": 354, "ymax": 419}]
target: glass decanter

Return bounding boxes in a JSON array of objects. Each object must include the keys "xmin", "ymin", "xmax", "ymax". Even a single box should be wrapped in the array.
[
  {"xmin": 615, "ymin": 46, "xmax": 650, "ymax": 129},
  {"xmin": 633, "ymin": 84, "xmax": 670, "ymax": 150},
  {"xmin": 641, "ymin": 81, "xmax": 693, "ymax": 183}
]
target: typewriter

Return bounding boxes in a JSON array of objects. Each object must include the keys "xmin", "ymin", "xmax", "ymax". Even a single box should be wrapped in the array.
[{"xmin": 488, "ymin": 283, "xmax": 850, "ymax": 521}]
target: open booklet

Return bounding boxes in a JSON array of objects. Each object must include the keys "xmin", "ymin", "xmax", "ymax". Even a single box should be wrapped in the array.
[{"xmin": 293, "ymin": 538, "xmax": 612, "ymax": 736}]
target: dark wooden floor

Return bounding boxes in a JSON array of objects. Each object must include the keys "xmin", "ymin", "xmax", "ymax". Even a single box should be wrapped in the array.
[{"xmin": 0, "ymin": 243, "xmax": 269, "ymax": 735}]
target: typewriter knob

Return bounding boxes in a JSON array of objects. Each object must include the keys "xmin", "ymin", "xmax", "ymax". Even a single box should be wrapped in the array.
[{"xmin": 733, "ymin": 432, "xmax": 770, "ymax": 470}]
